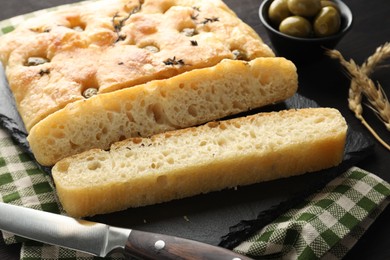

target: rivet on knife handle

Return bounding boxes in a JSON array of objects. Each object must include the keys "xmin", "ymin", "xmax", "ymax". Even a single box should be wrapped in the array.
[{"xmin": 125, "ymin": 229, "xmax": 252, "ymax": 260}]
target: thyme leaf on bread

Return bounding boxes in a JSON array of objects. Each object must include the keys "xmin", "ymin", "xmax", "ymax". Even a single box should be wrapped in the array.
[
  {"xmin": 113, "ymin": 0, "xmax": 144, "ymax": 42},
  {"xmin": 191, "ymin": 7, "xmax": 200, "ymax": 20},
  {"xmin": 163, "ymin": 56, "xmax": 185, "ymax": 66},
  {"xmin": 38, "ymin": 69, "xmax": 50, "ymax": 76},
  {"xmin": 191, "ymin": 13, "xmax": 199, "ymax": 20},
  {"xmin": 201, "ymin": 17, "xmax": 220, "ymax": 24},
  {"xmin": 190, "ymin": 40, "xmax": 198, "ymax": 46}
]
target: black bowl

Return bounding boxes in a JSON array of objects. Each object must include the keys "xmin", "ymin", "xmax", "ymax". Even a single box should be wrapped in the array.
[{"xmin": 259, "ymin": 0, "xmax": 353, "ymax": 63}]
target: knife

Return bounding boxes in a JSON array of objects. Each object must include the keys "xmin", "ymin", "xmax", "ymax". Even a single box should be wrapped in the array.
[{"xmin": 0, "ymin": 202, "xmax": 251, "ymax": 260}]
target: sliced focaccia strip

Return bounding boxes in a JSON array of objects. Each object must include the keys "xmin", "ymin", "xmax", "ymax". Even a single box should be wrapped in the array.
[
  {"xmin": 28, "ymin": 57, "xmax": 297, "ymax": 166},
  {"xmin": 52, "ymin": 107, "xmax": 348, "ymax": 217}
]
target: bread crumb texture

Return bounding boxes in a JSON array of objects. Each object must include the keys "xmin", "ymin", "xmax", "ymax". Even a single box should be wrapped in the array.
[
  {"xmin": 52, "ymin": 108, "xmax": 347, "ymax": 217},
  {"xmin": 0, "ymin": 0, "xmax": 274, "ymax": 132},
  {"xmin": 28, "ymin": 57, "xmax": 298, "ymax": 165}
]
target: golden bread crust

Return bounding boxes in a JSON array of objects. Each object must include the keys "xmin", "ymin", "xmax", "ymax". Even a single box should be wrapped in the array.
[
  {"xmin": 52, "ymin": 107, "xmax": 348, "ymax": 217},
  {"xmin": 0, "ymin": 0, "xmax": 274, "ymax": 131},
  {"xmin": 28, "ymin": 57, "xmax": 298, "ymax": 166}
]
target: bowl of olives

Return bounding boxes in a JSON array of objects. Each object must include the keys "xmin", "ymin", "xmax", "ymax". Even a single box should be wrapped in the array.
[{"xmin": 259, "ymin": 0, "xmax": 353, "ymax": 63}]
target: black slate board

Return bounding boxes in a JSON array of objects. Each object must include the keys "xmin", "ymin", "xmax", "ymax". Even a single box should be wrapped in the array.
[
  {"xmin": 0, "ymin": 63, "xmax": 374, "ymax": 247},
  {"xmin": 0, "ymin": 64, "xmax": 28, "ymax": 145}
]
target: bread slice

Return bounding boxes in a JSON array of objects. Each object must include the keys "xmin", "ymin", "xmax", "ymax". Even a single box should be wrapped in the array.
[
  {"xmin": 28, "ymin": 57, "xmax": 298, "ymax": 166},
  {"xmin": 52, "ymin": 107, "xmax": 348, "ymax": 217},
  {"xmin": 0, "ymin": 0, "xmax": 294, "ymax": 166},
  {"xmin": 0, "ymin": 0, "xmax": 274, "ymax": 132}
]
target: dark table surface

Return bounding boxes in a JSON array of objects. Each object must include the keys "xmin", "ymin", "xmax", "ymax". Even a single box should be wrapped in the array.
[{"xmin": 0, "ymin": 0, "xmax": 389, "ymax": 259}]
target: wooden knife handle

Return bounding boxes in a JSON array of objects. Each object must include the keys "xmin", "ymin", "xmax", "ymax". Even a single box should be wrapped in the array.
[{"xmin": 124, "ymin": 229, "xmax": 252, "ymax": 260}]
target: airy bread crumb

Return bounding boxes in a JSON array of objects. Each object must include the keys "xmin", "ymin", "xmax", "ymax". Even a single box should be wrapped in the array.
[
  {"xmin": 28, "ymin": 57, "xmax": 298, "ymax": 165},
  {"xmin": 52, "ymin": 107, "xmax": 348, "ymax": 217},
  {"xmin": 0, "ymin": 0, "xmax": 274, "ymax": 132}
]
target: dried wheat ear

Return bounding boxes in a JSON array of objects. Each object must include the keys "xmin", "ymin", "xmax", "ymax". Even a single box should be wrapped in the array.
[{"xmin": 328, "ymin": 42, "xmax": 390, "ymax": 151}]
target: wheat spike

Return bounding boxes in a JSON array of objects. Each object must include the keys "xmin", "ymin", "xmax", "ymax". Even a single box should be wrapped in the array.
[
  {"xmin": 327, "ymin": 50, "xmax": 364, "ymax": 119},
  {"xmin": 361, "ymin": 42, "xmax": 390, "ymax": 75},
  {"xmin": 327, "ymin": 44, "xmax": 390, "ymax": 151}
]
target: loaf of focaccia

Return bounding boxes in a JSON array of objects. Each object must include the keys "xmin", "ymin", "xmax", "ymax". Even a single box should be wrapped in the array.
[
  {"xmin": 52, "ymin": 107, "xmax": 348, "ymax": 217},
  {"xmin": 0, "ymin": 0, "xmax": 298, "ymax": 165}
]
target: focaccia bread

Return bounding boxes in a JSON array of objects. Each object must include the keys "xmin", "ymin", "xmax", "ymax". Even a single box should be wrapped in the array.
[
  {"xmin": 0, "ymin": 0, "xmax": 274, "ymax": 132},
  {"xmin": 0, "ymin": 0, "xmax": 299, "ymax": 166},
  {"xmin": 28, "ymin": 57, "xmax": 297, "ymax": 166},
  {"xmin": 52, "ymin": 107, "xmax": 348, "ymax": 217}
]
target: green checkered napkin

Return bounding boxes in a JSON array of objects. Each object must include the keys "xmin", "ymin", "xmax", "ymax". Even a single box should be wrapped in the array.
[
  {"xmin": 0, "ymin": 2, "xmax": 390, "ymax": 260},
  {"xmin": 0, "ymin": 132, "xmax": 61, "ymax": 244},
  {"xmin": 1, "ymin": 126, "xmax": 389, "ymax": 260},
  {"xmin": 234, "ymin": 167, "xmax": 390, "ymax": 259},
  {"xmin": 0, "ymin": 128, "xmax": 126, "ymax": 259}
]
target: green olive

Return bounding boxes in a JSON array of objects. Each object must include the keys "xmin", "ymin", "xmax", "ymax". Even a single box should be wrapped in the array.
[
  {"xmin": 268, "ymin": 0, "xmax": 291, "ymax": 25},
  {"xmin": 287, "ymin": 0, "xmax": 322, "ymax": 17},
  {"xmin": 82, "ymin": 88, "xmax": 98, "ymax": 99},
  {"xmin": 313, "ymin": 6, "xmax": 341, "ymax": 37},
  {"xmin": 279, "ymin": 16, "xmax": 312, "ymax": 37},
  {"xmin": 27, "ymin": 57, "xmax": 49, "ymax": 66},
  {"xmin": 320, "ymin": 0, "xmax": 339, "ymax": 11}
]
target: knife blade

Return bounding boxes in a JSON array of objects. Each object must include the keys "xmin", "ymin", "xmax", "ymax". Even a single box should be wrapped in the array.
[{"xmin": 0, "ymin": 202, "xmax": 251, "ymax": 259}]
